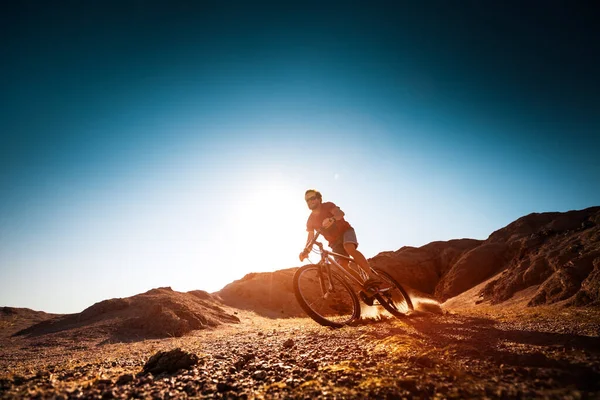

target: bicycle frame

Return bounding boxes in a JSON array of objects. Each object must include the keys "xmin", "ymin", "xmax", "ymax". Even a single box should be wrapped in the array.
[
  {"xmin": 296, "ymin": 232, "xmax": 414, "ymax": 325},
  {"xmin": 304, "ymin": 233, "xmax": 372, "ymax": 291}
]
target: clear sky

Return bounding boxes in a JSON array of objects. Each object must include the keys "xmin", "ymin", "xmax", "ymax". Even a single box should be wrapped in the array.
[{"xmin": 1, "ymin": 1, "xmax": 598, "ymax": 314}]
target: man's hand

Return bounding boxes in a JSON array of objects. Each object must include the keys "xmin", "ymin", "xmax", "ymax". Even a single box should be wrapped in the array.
[
  {"xmin": 299, "ymin": 250, "xmax": 309, "ymax": 261},
  {"xmin": 321, "ymin": 217, "xmax": 335, "ymax": 229}
]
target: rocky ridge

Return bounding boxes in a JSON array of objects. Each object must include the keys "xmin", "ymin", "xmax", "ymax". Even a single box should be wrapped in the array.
[{"xmin": 217, "ymin": 207, "xmax": 600, "ymax": 314}]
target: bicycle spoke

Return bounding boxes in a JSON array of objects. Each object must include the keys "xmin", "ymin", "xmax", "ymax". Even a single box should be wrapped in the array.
[
  {"xmin": 372, "ymin": 269, "xmax": 414, "ymax": 317},
  {"xmin": 293, "ymin": 265, "xmax": 360, "ymax": 327}
]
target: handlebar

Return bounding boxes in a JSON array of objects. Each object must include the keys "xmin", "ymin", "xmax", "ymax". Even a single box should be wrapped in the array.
[
  {"xmin": 303, "ymin": 232, "xmax": 323, "ymax": 253},
  {"xmin": 300, "ymin": 233, "xmax": 327, "ymax": 262}
]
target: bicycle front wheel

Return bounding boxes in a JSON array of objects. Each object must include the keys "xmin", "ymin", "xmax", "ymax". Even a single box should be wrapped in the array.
[
  {"xmin": 293, "ymin": 265, "xmax": 360, "ymax": 328},
  {"xmin": 372, "ymin": 268, "xmax": 414, "ymax": 317}
]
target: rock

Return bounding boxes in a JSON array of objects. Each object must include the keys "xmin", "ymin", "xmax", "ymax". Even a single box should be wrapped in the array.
[
  {"xmin": 283, "ymin": 338, "xmax": 295, "ymax": 349},
  {"xmin": 445, "ymin": 206, "xmax": 600, "ymax": 308},
  {"xmin": 371, "ymin": 239, "xmax": 482, "ymax": 294},
  {"xmin": 435, "ymin": 242, "xmax": 508, "ymax": 301},
  {"xmin": 253, "ymin": 370, "xmax": 267, "ymax": 380},
  {"xmin": 142, "ymin": 348, "xmax": 200, "ymax": 375},
  {"xmin": 217, "ymin": 381, "xmax": 233, "ymax": 392},
  {"xmin": 216, "ymin": 268, "xmax": 304, "ymax": 318},
  {"xmin": 116, "ymin": 374, "xmax": 134, "ymax": 385},
  {"xmin": 480, "ymin": 207, "xmax": 600, "ymax": 306}
]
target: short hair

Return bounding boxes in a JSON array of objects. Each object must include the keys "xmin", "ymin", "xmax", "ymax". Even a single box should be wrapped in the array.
[{"xmin": 305, "ymin": 189, "xmax": 322, "ymax": 200}]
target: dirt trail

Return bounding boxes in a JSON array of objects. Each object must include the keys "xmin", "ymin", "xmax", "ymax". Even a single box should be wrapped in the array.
[{"xmin": 1, "ymin": 308, "xmax": 600, "ymax": 399}]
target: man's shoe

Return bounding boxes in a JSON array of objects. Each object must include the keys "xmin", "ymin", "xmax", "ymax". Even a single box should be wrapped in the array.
[{"xmin": 363, "ymin": 278, "xmax": 382, "ymax": 294}]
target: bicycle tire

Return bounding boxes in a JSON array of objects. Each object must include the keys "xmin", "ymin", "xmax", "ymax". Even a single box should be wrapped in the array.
[
  {"xmin": 293, "ymin": 264, "xmax": 361, "ymax": 327},
  {"xmin": 372, "ymin": 268, "xmax": 414, "ymax": 317}
]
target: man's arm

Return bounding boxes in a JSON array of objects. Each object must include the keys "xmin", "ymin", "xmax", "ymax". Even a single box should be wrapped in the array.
[
  {"xmin": 300, "ymin": 230, "xmax": 315, "ymax": 261},
  {"xmin": 322, "ymin": 205, "xmax": 345, "ymax": 228},
  {"xmin": 306, "ymin": 230, "xmax": 315, "ymax": 246},
  {"xmin": 330, "ymin": 206, "xmax": 345, "ymax": 220}
]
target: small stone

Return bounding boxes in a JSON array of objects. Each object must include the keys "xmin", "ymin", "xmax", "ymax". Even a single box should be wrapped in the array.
[
  {"xmin": 217, "ymin": 382, "xmax": 232, "ymax": 392},
  {"xmin": 116, "ymin": 374, "xmax": 134, "ymax": 385},
  {"xmin": 253, "ymin": 370, "xmax": 267, "ymax": 380},
  {"xmin": 283, "ymin": 339, "xmax": 295, "ymax": 349},
  {"xmin": 184, "ymin": 382, "xmax": 198, "ymax": 395},
  {"xmin": 36, "ymin": 370, "xmax": 50, "ymax": 379},
  {"xmin": 101, "ymin": 390, "xmax": 116, "ymax": 399}
]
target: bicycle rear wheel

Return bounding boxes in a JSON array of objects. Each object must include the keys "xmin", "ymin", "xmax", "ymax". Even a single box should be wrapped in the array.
[
  {"xmin": 293, "ymin": 264, "xmax": 360, "ymax": 328},
  {"xmin": 372, "ymin": 268, "xmax": 414, "ymax": 317}
]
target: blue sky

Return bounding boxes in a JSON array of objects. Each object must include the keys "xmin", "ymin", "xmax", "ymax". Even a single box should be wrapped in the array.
[{"xmin": 1, "ymin": 1, "xmax": 598, "ymax": 313}]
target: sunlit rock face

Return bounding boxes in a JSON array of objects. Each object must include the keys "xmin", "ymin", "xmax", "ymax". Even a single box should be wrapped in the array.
[
  {"xmin": 478, "ymin": 207, "xmax": 600, "ymax": 306},
  {"xmin": 375, "ymin": 206, "xmax": 600, "ymax": 307},
  {"xmin": 215, "ymin": 268, "xmax": 306, "ymax": 318},
  {"xmin": 369, "ymin": 239, "xmax": 482, "ymax": 295}
]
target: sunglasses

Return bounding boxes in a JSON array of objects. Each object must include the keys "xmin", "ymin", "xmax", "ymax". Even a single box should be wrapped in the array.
[{"xmin": 305, "ymin": 195, "xmax": 318, "ymax": 202}]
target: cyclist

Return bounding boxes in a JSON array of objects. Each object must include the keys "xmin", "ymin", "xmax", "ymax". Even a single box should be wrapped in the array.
[{"xmin": 299, "ymin": 189, "xmax": 381, "ymax": 293}]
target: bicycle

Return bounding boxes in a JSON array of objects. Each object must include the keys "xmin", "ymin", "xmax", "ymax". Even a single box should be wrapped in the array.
[{"xmin": 293, "ymin": 233, "xmax": 414, "ymax": 327}]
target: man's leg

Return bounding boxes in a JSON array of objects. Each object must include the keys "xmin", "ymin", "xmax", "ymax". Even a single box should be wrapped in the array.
[
  {"xmin": 343, "ymin": 243, "xmax": 373, "ymax": 278},
  {"xmin": 336, "ymin": 257, "xmax": 365, "ymax": 284},
  {"xmin": 331, "ymin": 240, "xmax": 364, "ymax": 283},
  {"xmin": 343, "ymin": 243, "xmax": 381, "ymax": 294},
  {"xmin": 340, "ymin": 229, "xmax": 380, "ymax": 284}
]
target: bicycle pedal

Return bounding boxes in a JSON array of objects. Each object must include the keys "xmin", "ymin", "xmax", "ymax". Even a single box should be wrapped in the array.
[{"xmin": 359, "ymin": 291, "xmax": 374, "ymax": 307}]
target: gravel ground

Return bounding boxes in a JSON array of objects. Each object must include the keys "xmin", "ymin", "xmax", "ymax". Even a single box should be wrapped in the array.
[{"xmin": 2, "ymin": 309, "xmax": 600, "ymax": 399}]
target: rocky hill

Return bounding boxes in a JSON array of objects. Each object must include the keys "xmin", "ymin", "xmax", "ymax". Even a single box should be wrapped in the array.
[
  {"xmin": 372, "ymin": 207, "xmax": 600, "ymax": 306},
  {"xmin": 478, "ymin": 207, "xmax": 600, "ymax": 307},
  {"xmin": 0, "ymin": 307, "xmax": 58, "ymax": 338},
  {"xmin": 369, "ymin": 239, "xmax": 483, "ymax": 295},
  {"xmin": 215, "ymin": 268, "xmax": 304, "ymax": 318},
  {"xmin": 216, "ymin": 206, "xmax": 600, "ymax": 314},
  {"xmin": 11, "ymin": 288, "xmax": 240, "ymax": 340}
]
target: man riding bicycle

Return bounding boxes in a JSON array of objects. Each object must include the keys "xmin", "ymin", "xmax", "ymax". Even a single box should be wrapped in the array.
[{"xmin": 299, "ymin": 189, "xmax": 381, "ymax": 293}]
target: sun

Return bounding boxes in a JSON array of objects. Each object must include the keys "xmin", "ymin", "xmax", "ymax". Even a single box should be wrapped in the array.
[{"xmin": 227, "ymin": 183, "xmax": 309, "ymax": 274}]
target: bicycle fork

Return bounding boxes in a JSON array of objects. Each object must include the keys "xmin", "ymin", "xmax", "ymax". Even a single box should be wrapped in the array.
[{"xmin": 318, "ymin": 263, "xmax": 334, "ymax": 298}]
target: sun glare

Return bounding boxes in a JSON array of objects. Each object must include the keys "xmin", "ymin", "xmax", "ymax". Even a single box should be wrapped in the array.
[{"xmin": 226, "ymin": 183, "xmax": 308, "ymax": 278}]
